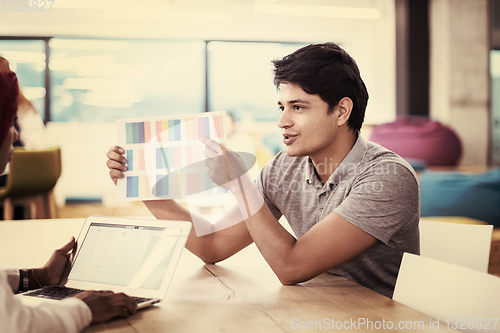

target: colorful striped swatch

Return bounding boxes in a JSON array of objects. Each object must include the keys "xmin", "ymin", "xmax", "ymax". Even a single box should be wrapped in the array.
[
  {"xmin": 126, "ymin": 175, "xmax": 152, "ymax": 198},
  {"xmin": 125, "ymin": 114, "xmax": 225, "ymax": 145},
  {"xmin": 119, "ymin": 112, "xmax": 228, "ymax": 200},
  {"xmin": 126, "ymin": 147, "xmax": 205, "ymax": 172},
  {"xmin": 182, "ymin": 172, "xmax": 229, "ymax": 196},
  {"xmin": 125, "ymin": 173, "xmax": 227, "ymax": 198},
  {"xmin": 153, "ymin": 174, "xmax": 183, "ymax": 198},
  {"xmin": 156, "ymin": 147, "xmax": 183, "ymax": 170},
  {"xmin": 125, "ymin": 148, "xmax": 151, "ymax": 171},
  {"xmin": 126, "ymin": 174, "xmax": 183, "ymax": 199},
  {"xmin": 126, "ymin": 122, "xmax": 147, "ymax": 144}
]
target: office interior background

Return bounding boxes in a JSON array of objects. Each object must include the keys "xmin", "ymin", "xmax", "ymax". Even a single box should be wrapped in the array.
[{"xmin": 0, "ymin": 0, "xmax": 498, "ymax": 211}]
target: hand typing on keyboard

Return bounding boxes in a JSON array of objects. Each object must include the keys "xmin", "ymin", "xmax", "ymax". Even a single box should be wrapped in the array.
[
  {"xmin": 74, "ymin": 290, "xmax": 138, "ymax": 324},
  {"xmin": 24, "ymin": 287, "xmax": 138, "ymax": 323}
]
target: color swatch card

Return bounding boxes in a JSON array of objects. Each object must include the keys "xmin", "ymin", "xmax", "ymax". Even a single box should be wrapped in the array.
[{"xmin": 116, "ymin": 111, "xmax": 228, "ymax": 201}]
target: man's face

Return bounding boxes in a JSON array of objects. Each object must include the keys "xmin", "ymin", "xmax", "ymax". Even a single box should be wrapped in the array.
[{"xmin": 277, "ymin": 82, "xmax": 339, "ymax": 161}]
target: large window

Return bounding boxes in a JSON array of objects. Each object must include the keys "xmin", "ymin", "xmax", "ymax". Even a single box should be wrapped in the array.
[
  {"xmin": 0, "ymin": 39, "xmax": 307, "ymax": 124},
  {"xmin": 1, "ymin": 38, "xmax": 392, "ymax": 126},
  {"xmin": 207, "ymin": 42, "xmax": 306, "ymax": 122},
  {"xmin": 49, "ymin": 38, "xmax": 206, "ymax": 122},
  {"xmin": 0, "ymin": 40, "xmax": 46, "ymax": 120}
]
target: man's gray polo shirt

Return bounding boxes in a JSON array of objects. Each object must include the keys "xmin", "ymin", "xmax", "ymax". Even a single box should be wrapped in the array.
[{"xmin": 256, "ymin": 135, "xmax": 420, "ymax": 298}]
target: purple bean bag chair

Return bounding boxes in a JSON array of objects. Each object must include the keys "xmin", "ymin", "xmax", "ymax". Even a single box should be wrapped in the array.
[{"xmin": 369, "ymin": 116, "xmax": 462, "ymax": 166}]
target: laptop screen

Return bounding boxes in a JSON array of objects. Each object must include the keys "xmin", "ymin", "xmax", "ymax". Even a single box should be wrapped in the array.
[{"xmin": 68, "ymin": 222, "xmax": 182, "ymax": 290}]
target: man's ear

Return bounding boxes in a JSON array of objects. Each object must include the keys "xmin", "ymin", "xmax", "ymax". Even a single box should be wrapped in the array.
[{"xmin": 336, "ymin": 97, "xmax": 353, "ymax": 127}]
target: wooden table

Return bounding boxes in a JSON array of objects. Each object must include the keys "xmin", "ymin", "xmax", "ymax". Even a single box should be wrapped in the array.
[{"xmin": 0, "ymin": 218, "xmax": 457, "ymax": 332}]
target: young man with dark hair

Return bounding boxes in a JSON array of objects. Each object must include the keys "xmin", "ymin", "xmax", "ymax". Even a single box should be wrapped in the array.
[
  {"xmin": 107, "ymin": 43, "xmax": 419, "ymax": 298},
  {"xmin": 272, "ymin": 43, "xmax": 368, "ymax": 133}
]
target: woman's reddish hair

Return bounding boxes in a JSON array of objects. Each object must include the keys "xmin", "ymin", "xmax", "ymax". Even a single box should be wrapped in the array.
[{"xmin": 0, "ymin": 71, "xmax": 19, "ymax": 146}]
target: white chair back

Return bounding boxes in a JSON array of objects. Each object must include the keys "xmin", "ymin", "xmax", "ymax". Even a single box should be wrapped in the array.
[
  {"xmin": 394, "ymin": 253, "xmax": 500, "ymax": 333},
  {"xmin": 420, "ymin": 220, "xmax": 493, "ymax": 272}
]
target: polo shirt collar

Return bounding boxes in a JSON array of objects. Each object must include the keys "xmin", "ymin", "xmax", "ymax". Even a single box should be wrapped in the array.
[
  {"xmin": 304, "ymin": 157, "xmax": 316, "ymax": 186},
  {"xmin": 304, "ymin": 135, "xmax": 368, "ymax": 188},
  {"xmin": 329, "ymin": 134, "xmax": 367, "ymax": 186}
]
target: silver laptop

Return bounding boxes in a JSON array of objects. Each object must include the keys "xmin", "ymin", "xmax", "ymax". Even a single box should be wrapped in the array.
[{"xmin": 17, "ymin": 216, "xmax": 192, "ymax": 309}]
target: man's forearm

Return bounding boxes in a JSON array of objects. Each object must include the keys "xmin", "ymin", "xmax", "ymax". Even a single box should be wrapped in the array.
[
  {"xmin": 245, "ymin": 210, "xmax": 298, "ymax": 281},
  {"xmin": 236, "ymin": 180, "xmax": 379, "ymax": 285},
  {"xmin": 143, "ymin": 200, "xmax": 215, "ymax": 261},
  {"xmin": 143, "ymin": 199, "xmax": 253, "ymax": 263},
  {"xmin": 229, "ymin": 176, "xmax": 299, "ymax": 282},
  {"xmin": 143, "ymin": 199, "xmax": 191, "ymax": 221}
]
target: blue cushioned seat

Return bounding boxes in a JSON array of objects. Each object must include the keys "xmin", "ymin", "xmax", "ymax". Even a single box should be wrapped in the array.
[{"xmin": 420, "ymin": 168, "xmax": 500, "ymax": 227}]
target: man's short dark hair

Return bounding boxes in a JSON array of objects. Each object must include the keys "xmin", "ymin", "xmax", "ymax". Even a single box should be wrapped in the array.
[{"xmin": 272, "ymin": 43, "xmax": 368, "ymax": 133}]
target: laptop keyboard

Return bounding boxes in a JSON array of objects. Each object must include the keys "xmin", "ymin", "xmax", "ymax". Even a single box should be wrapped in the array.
[
  {"xmin": 24, "ymin": 286, "xmax": 83, "ymax": 300},
  {"xmin": 23, "ymin": 286, "xmax": 153, "ymax": 304}
]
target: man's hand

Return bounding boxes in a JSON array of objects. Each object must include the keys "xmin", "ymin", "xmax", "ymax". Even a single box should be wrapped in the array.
[
  {"xmin": 74, "ymin": 291, "xmax": 137, "ymax": 324},
  {"xmin": 35, "ymin": 237, "xmax": 76, "ymax": 287},
  {"xmin": 201, "ymin": 137, "xmax": 251, "ymax": 192},
  {"xmin": 202, "ymin": 137, "xmax": 264, "ymax": 220},
  {"xmin": 106, "ymin": 145, "xmax": 127, "ymax": 185}
]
